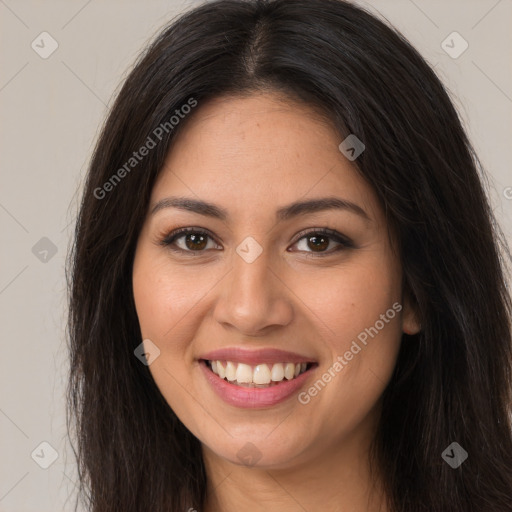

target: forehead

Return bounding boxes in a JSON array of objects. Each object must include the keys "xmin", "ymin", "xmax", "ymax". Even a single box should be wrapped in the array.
[{"xmin": 151, "ymin": 93, "xmax": 382, "ymax": 226}]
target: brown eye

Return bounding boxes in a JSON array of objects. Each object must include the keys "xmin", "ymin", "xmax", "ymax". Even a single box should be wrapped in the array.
[
  {"xmin": 305, "ymin": 234, "xmax": 329, "ymax": 252},
  {"xmin": 291, "ymin": 228, "xmax": 353, "ymax": 256},
  {"xmin": 183, "ymin": 232, "xmax": 208, "ymax": 251},
  {"xmin": 160, "ymin": 228, "xmax": 221, "ymax": 253}
]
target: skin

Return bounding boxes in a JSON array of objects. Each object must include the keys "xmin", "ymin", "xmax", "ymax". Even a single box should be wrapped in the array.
[{"xmin": 132, "ymin": 92, "xmax": 421, "ymax": 512}]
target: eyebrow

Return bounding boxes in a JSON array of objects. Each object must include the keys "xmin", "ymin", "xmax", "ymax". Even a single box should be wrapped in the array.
[{"xmin": 150, "ymin": 196, "xmax": 371, "ymax": 222}]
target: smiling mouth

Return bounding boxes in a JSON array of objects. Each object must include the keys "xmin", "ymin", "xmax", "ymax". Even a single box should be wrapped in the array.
[{"xmin": 202, "ymin": 359, "xmax": 317, "ymax": 388}]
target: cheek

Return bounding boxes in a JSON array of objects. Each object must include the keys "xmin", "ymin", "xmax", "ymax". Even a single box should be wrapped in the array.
[
  {"xmin": 132, "ymin": 251, "xmax": 204, "ymax": 420},
  {"xmin": 294, "ymin": 252, "xmax": 402, "ymax": 409},
  {"xmin": 297, "ymin": 265, "xmax": 402, "ymax": 429},
  {"xmin": 132, "ymin": 249, "xmax": 206, "ymax": 343},
  {"xmin": 293, "ymin": 255, "xmax": 401, "ymax": 347}
]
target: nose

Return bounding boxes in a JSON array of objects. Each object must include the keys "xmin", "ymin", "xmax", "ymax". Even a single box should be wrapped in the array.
[{"xmin": 213, "ymin": 243, "xmax": 294, "ymax": 336}]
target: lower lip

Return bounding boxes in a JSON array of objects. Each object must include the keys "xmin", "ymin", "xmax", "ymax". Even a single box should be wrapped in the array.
[{"xmin": 199, "ymin": 360, "xmax": 316, "ymax": 409}]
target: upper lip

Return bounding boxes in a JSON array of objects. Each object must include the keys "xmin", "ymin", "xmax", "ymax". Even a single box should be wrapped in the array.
[{"xmin": 199, "ymin": 347, "xmax": 317, "ymax": 365}]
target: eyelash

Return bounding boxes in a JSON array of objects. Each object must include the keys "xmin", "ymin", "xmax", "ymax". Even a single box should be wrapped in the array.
[{"xmin": 158, "ymin": 227, "xmax": 354, "ymax": 257}]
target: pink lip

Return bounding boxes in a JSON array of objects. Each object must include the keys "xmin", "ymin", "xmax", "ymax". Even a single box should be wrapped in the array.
[
  {"xmin": 199, "ymin": 360, "xmax": 317, "ymax": 408},
  {"xmin": 199, "ymin": 347, "xmax": 316, "ymax": 365}
]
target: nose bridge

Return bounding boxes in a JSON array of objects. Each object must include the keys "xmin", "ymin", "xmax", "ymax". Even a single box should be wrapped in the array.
[
  {"xmin": 214, "ymin": 237, "xmax": 293, "ymax": 334},
  {"xmin": 233, "ymin": 243, "xmax": 272, "ymax": 301}
]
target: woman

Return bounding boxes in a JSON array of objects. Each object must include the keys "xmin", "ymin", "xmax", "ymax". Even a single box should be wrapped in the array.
[{"xmin": 66, "ymin": 0, "xmax": 512, "ymax": 510}]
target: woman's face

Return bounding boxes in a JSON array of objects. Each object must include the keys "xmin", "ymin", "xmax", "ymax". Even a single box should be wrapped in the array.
[{"xmin": 132, "ymin": 92, "xmax": 420, "ymax": 470}]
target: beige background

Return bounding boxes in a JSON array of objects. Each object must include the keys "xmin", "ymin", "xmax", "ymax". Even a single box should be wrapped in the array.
[{"xmin": 0, "ymin": 1, "xmax": 511, "ymax": 510}]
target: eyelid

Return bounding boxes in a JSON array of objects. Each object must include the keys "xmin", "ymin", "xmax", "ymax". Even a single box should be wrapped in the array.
[{"xmin": 290, "ymin": 227, "xmax": 353, "ymax": 247}]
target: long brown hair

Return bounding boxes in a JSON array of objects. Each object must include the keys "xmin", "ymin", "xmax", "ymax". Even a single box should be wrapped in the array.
[{"xmin": 67, "ymin": 1, "xmax": 512, "ymax": 510}]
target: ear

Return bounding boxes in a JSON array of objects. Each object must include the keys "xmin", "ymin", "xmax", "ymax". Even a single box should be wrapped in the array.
[{"xmin": 401, "ymin": 287, "xmax": 422, "ymax": 335}]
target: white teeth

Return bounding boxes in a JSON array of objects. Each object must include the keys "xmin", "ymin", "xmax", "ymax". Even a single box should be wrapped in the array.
[
  {"xmin": 207, "ymin": 359, "xmax": 310, "ymax": 386},
  {"xmin": 253, "ymin": 364, "xmax": 271, "ymax": 385},
  {"xmin": 225, "ymin": 361, "xmax": 237, "ymax": 381},
  {"xmin": 235, "ymin": 363, "xmax": 253, "ymax": 383},
  {"xmin": 284, "ymin": 363, "xmax": 295, "ymax": 380},
  {"xmin": 271, "ymin": 363, "xmax": 285, "ymax": 382}
]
